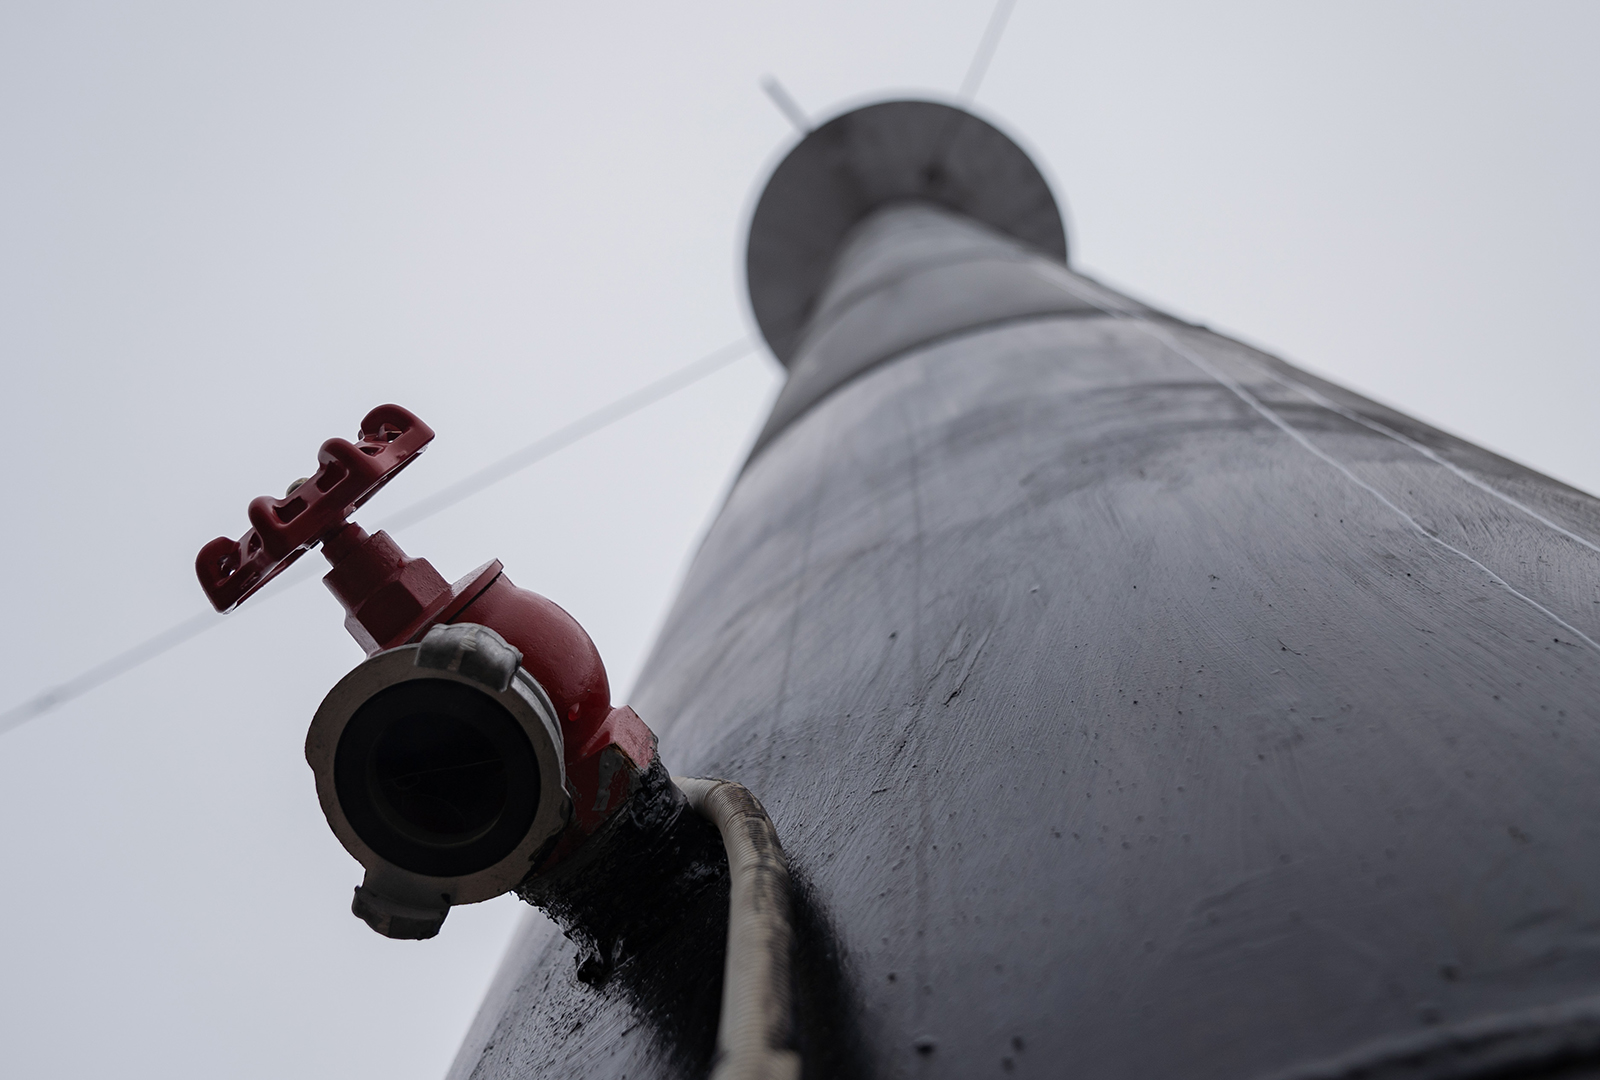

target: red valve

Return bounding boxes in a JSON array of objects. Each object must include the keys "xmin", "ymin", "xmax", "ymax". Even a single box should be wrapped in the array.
[
  {"xmin": 196, "ymin": 404, "xmax": 435, "ymax": 613},
  {"xmin": 195, "ymin": 404, "xmax": 658, "ymax": 868}
]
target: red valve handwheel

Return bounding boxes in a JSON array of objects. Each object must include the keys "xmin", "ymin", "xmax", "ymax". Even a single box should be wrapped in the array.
[{"xmin": 195, "ymin": 405, "xmax": 434, "ymax": 613}]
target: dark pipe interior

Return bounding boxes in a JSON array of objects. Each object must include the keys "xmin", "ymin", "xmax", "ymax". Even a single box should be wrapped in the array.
[{"xmin": 333, "ymin": 678, "xmax": 541, "ymax": 878}]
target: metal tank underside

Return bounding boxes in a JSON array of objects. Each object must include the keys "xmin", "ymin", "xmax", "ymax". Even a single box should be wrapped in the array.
[{"xmin": 450, "ymin": 104, "xmax": 1600, "ymax": 1080}]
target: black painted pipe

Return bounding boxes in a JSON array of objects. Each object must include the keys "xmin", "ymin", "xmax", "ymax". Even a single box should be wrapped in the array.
[{"xmin": 451, "ymin": 100, "xmax": 1600, "ymax": 1080}]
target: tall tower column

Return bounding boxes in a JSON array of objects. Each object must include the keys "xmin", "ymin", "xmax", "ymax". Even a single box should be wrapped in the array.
[{"xmin": 452, "ymin": 100, "xmax": 1600, "ymax": 1080}]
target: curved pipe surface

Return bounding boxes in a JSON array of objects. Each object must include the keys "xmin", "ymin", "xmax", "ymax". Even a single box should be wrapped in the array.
[{"xmin": 675, "ymin": 777, "xmax": 800, "ymax": 1080}]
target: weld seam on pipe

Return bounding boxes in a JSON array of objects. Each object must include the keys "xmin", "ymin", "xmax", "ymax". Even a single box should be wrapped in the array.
[{"xmin": 675, "ymin": 776, "xmax": 802, "ymax": 1080}]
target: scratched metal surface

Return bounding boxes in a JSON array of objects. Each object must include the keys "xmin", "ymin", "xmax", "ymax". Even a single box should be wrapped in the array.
[{"xmin": 452, "ymin": 205, "xmax": 1600, "ymax": 1080}]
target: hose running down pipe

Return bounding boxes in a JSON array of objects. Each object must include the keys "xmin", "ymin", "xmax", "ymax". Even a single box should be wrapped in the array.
[{"xmin": 675, "ymin": 778, "xmax": 802, "ymax": 1080}]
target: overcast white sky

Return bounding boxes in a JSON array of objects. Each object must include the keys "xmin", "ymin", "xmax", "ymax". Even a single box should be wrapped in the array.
[{"xmin": 2, "ymin": 3, "xmax": 1596, "ymax": 1078}]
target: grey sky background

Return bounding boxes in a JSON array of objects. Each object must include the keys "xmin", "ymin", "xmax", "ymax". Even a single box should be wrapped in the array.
[{"xmin": 2, "ymin": 3, "xmax": 1595, "ymax": 1077}]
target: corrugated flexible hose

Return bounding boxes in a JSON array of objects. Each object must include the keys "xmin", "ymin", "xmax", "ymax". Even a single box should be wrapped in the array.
[{"xmin": 674, "ymin": 777, "xmax": 802, "ymax": 1080}]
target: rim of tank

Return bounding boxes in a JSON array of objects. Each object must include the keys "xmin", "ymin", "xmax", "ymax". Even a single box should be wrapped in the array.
[{"xmin": 744, "ymin": 98, "xmax": 1070, "ymax": 365}]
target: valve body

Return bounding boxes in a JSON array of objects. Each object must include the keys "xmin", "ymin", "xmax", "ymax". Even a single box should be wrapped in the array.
[{"xmin": 197, "ymin": 405, "xmax": 665, "ymax": 938}]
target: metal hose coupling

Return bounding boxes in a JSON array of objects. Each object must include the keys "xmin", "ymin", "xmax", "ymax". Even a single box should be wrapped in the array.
[{"xmin": 305, "ymin": 622, "xmax": 569, "ymax": 939}]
